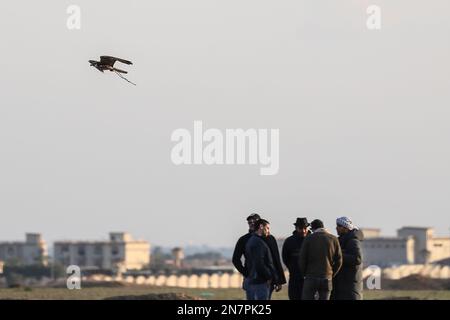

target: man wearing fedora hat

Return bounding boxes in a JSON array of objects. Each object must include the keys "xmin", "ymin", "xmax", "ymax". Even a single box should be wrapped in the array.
[{"xmin": 282, "ymin": 217, "xmax": 311, "ymax": 300}]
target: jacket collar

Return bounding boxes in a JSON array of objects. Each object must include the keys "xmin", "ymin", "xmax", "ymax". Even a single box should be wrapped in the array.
[{"xmin": 292, "ymin": 230, "xmax": 307, "ymax": 238}]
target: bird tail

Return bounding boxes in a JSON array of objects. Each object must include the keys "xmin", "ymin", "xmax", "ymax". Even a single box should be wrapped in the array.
[
  {"xmin": 114, "ymin": 71, "xmax": 136, "ymax": 86},
  {"xmin": 112, "ymin": 67, "xmax": 128, "ymax": 74}
]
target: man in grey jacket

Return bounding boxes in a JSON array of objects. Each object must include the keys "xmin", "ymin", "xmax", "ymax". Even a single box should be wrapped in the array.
[{"xmin": 245, "ymin": 219, "xmax": 279, "ymax": 300}]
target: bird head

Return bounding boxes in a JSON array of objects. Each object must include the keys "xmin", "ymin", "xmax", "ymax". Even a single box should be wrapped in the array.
[{"xmin": 88, "ymin": 60, "xmax": 97, "ymax": 66}]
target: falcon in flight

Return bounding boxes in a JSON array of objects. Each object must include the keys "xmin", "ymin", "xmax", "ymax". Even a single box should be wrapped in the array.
[{"xmin": 89, "ymin": 56, "xmax": 136, "ymax": 85}]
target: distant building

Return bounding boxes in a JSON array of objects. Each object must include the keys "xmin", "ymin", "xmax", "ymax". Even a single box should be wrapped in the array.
[
  {"xmin": 171, "ymin": 247, "xmax": 184, "ymax": 269},
  {"xmin": 362, "ymin": 236, "xmax": 415, "ymax": 267},
  {"xmin": 191, "ymin": 265, "xmax": 237, "ymax": 275},
  {"xmin": 362, "ymin": 227, "xmax": 450, "ymax": 267},
  {"xmin": 359, "ymin": 228, "xmax": 381, "ymax": 239},
  {"xmin": 54, "ymin": 232, "xmax": 150, "ymax": 272},
  {"xmin": 0, "ymin": 233, "xmax": 48, "ymax": 266}
]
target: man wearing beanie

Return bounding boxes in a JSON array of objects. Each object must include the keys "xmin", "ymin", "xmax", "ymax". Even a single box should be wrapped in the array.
[
  {"xmin": 233, "ymin": 213, "xmax": 286, "ymax": 299},
  {"xmin": 299, "ymin": 219, "xmax": 342, "ymax": 300},
  {"xmin": 232, "ymin": 213, "xmax": 262, "ymax": 299},
  {"xmin": 331, "ymin": 216, "xmax": 364, "ymax": 300}
]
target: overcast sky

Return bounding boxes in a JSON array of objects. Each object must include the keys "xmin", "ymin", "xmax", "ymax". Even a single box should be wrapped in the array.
[{"xmin": 0, "ymin": 1, "xmax": 449, "ymax": 248}]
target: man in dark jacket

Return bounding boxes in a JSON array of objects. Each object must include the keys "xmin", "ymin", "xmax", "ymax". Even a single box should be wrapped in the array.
[
  {"xmin": 263, "ymin": 228, "xmax": 287, "ymax": 297},
  {"xmin": 232, "ymin": 214, "xmax": 260, "ymax": 275},
  {"xmin": 282, "ymin": 217, "xmax": 310, "ymax": 300},
  {"xmin": 332, "ymin": 216, "xmax": 364, "ymax": 300},
  {"xmin": 232, "ymin": 213, "xmax": 260, "ymax": 299},
  {"xmin": 232, "ymin": 213, "xmax": 286, "ymax": 299},
  {"xmin": 299, "ymin": 219, "xmax": 343, "ymax": 300},
  {"xmin": 245, "ymin": 219, "xmax": 279, "ymax": 300}
]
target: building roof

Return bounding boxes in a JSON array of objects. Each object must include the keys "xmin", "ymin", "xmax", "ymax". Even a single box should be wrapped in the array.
[
  {"xmin": 434, "ymin": 257, "xmax": 450, "ymax": 266},
  {"xmin": 54, "ymin": 241, "xmax": 112, "ymax": 245},
  {"xmin": 0, "ymin": 242, "xmax": 41, "ymax": 246},
  {"xmin": 398, "ymin": 226, "xmax": 433, "ymax": 230},
  {"xmin": 54, "ymin": 240, "xmax": 149, "ymax": 245},
  {"xmin": 364, "ymin": 236, "xmax": 412, "ymax": 242}
]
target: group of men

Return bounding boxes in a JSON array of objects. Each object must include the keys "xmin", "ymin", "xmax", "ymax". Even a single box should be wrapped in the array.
[{"xmin": 232, "ymin": 214, "xmax": 364, "ymax": 300}]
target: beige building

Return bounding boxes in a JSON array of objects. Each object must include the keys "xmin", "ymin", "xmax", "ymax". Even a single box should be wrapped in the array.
[
  {"xmin": 54, "ymin": 232, "xmax": 150, "ymax": 272},
  {"xmin": 359, "ymin": 228, "xmax": 381, "ymax": 239},
  {"xmin": 171, "ymin": 247, "xmax": 184, "ymax": 269},
  {"xmin": 363, "ymin": 236, "xmax": 415, "ymax": 267},
  {"xmin": 0, "ymin": 233, "xmax": 48, "ymax": 266},
  {"xmin": 362, "ymin": 227, "xmax": 450, "ymax": 267}
]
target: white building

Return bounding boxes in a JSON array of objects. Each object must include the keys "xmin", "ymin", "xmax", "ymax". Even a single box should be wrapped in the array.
[
  {"xmin": 362, "ymin": 227, "xmax": 450, "ymax": 267},
  {"xmin": 54, "ymin": 232, "xmax": 150, "ymax": 272},
  {"xmin": 362, "ymin": 236, "xmax": 415, "ymax": 267},
  {"xmin": 0, "ymin": 233, "xmax": 48, "ymax": 266}
]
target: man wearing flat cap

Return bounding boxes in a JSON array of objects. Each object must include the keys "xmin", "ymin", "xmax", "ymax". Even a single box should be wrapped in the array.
[{"xmin": 282, "ymin": 217, "xmax": 311, "ymax": 300}]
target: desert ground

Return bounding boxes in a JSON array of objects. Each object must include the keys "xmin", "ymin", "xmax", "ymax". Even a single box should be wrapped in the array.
[
  {"xmin": 1, "ymin": 274, "xmax": 448, "ymax": 300},
  {"xmin": 0, "ymin": 286, "xmax": 449, "ymax": 300}
]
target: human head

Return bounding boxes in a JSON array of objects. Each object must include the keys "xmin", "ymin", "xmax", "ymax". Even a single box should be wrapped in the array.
[
  {"xmin": 246, "ymin": 213, "xmax": 261, "ymax": 232},
  {"xmin": 310, "ymin": 219, "xmax": 324, "ymax": 232},
  {"xmin": 294, "ymin": 217, "xmax": 310, "ymax": 237},
  {"xmin": 336, "ymin": 216, "xmax": 357, "ymax": 236},
  {"xmin": 254, "ymin": 219, "xmax": 270, "ymax": 237}
]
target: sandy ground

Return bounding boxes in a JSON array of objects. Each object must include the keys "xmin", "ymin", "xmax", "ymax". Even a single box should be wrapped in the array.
[{"xmin": 0, "ymin": 286, "xmax": 449, "ymax": 300}]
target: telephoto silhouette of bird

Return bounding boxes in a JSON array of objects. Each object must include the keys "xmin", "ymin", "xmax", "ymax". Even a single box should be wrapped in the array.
[{"xmin": 89, "ymin": 56, "xmax": 136, "ymax": 85}]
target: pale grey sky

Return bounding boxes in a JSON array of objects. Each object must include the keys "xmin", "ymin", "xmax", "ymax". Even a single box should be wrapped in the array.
[{"xmin": 0, "ymin": 1, "xmax": 449, "ymax": 247}]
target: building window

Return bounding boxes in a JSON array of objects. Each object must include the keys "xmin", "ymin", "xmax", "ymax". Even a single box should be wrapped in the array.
[
  {"xmin": 78, "ymin": 246, "xmax": 85, "ymax": 256},
  {"xmin": 7, "ymin": 247, "xmax": 14, "ymax": 256},
  {"xmin": 94, "ymin": 245, "xmax": 102, "ymax": 255},
  {"xmin": 112, "ymin": 246, "xmax": 119, "ymax": 256},
  {"xmin": 94, "ymin": 258, "xmax": 102, "ymax": 267}
]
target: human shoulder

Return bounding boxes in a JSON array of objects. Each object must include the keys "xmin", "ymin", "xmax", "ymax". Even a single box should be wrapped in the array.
[
  {"xmin": 302, "ymin": 233, "xmax": 314, "ymax": 244},
  {"xmin": 238, "ymin": 232, "xmax": 253, "ymax": 243},
  {"xmin": 347, "ymin": 236, "xmax": 360, "ymax": 247},
  {"xmin": 247, "ymin": 234, "xmax": 261, "ymax": 245},
  {"xmin": 266, "ymin": 234, "xmax": 277, "ymax": 244},
  {"xmin": 284, "ymin": 234, "xmax": 295, "ymax": 244},
  {"xmin": 327, "ymin": 233, "xmax": 339, "ymax": 242},
  {"xmin": 327, "ymin": 233, "xmax": 340, "ymax": 246}
]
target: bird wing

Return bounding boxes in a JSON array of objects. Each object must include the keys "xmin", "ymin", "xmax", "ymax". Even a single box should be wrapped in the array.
[
  {"xmin": 99, "ymin": 56, "xmax": 117, "ymax": 66},
  {"xmin": 113, "ymin": 67, "xmax": 128, "ymax": 74},
  {"xmin": 115, "ymin": 57, "xmax": 133, "ymax": 65},
  {"xmin": 100, "ymin": 56, "xmax": 132, "ymax": 66}
]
